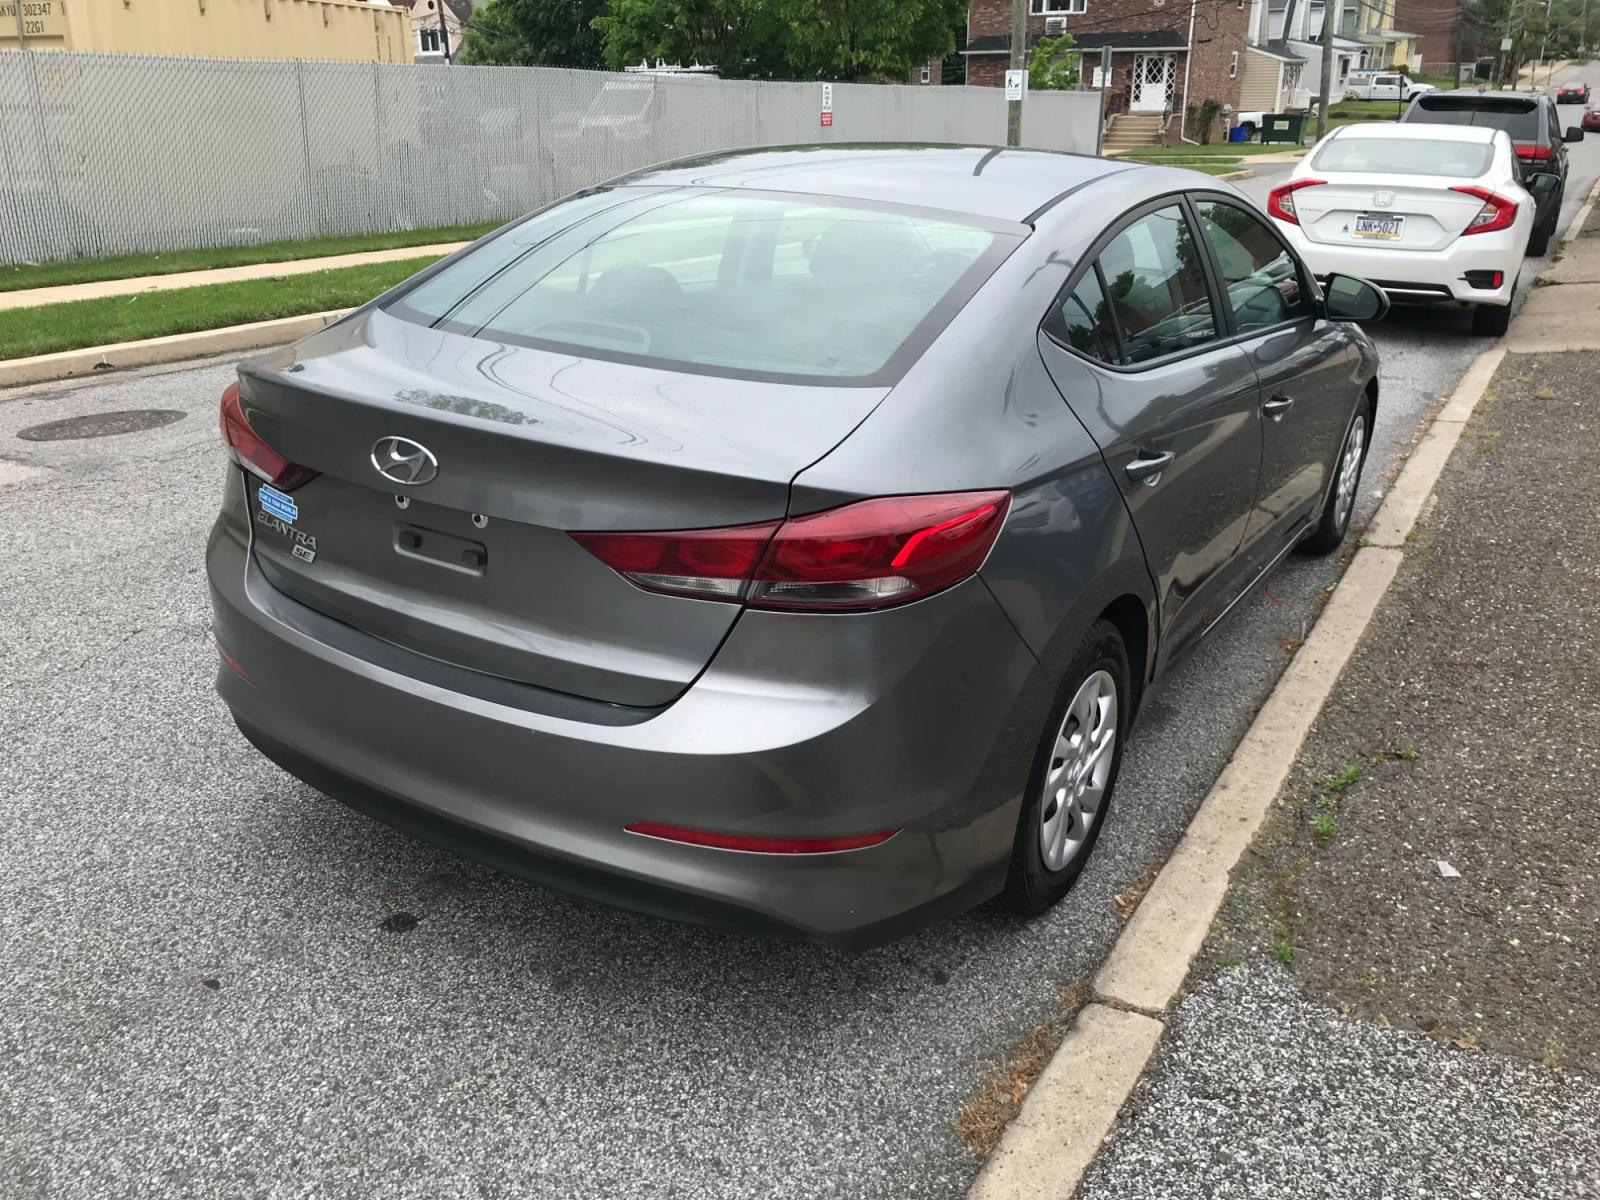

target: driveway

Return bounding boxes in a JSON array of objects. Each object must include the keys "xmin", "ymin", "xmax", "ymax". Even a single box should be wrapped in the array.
[{"xmin": 3, "ymin": 97, "xmax": 1599, "ymax": 1196}]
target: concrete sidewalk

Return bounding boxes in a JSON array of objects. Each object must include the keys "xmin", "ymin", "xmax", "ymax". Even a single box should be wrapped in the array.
[
  {"xmin": 0, "ymin": 242, "xmax": 466, "ymax": 312},
  {"xmin": 1074, "ymin": 343, "xmax": 1600, "ymax": 1193}
]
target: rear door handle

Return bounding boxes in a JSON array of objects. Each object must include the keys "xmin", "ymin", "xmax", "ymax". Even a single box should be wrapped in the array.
[
  {"xmin": 1125, "ymin": 450, "xmax": 1176, "ymax": 486},
  {"xmin": 1263, "ymin": 394, "xmax": 1295, "ymax": 421}
]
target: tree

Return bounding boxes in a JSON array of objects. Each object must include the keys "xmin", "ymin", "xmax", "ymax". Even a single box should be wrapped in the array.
[
  {"xmin": 594, "ymin": 0, "xmax": 966, "ymax": 81},
  {"xmin": 457, "ymin": 0, "xmax": 609, "ymax": 68},
  {"xmin": 771, "ymin": 0, "xmax": 966, "ymax": 81},
  {"xmin": 1026, "ymin": 33, "xmax": 1079, "ymax": 90},
  {"xmin": 593, "ymin": 0, "xmax": 786, "ymax": 77}
]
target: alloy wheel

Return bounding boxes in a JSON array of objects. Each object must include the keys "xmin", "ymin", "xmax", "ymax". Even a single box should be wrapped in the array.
[
  {"xmin": 1333, "ymin": 413, "xmax": 1365, "ymax": 532},
  {"xmin": 1039, "ymin": 670, "xmax": 1118, "ymax": 872}
]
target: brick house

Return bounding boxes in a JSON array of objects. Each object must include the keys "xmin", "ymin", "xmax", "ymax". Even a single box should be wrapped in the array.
[{"xmin": 961, "ymin": 0, "xmax": 1254, "ymax": 140}]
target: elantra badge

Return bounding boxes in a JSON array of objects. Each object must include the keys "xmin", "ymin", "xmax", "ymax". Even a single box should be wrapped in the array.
[{"xmin": 371, "ymin": 436, "xmax": 438, "ymax": 486}]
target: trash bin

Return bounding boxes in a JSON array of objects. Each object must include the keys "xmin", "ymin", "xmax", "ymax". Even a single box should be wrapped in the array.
[
  {"xmin": 1228, "ymin": 124, "xmax": 1250, "ymax": 143},
  {"xmin": 1260, "ymin": 113, "xmax": 1306, "ymax": 144}
]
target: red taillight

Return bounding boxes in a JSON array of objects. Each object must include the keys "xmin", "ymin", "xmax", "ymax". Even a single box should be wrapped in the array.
[
  {"xmin": 571, "ymin": 490, "xmax": 1011, "ymax": 612},
  {"xmin": 624, "ymin": 821, "xmax": 899, "ymax": 854},
  {"xmin": 219, "ymin": 382, "xmax": 318, "ymax": 490},
  {"xmin": 1266, "ymin": 178, "xmax": 1325, "ymax": 225},
  {"xmin": 1451, "ymin": 185, "xmax": 1518, "ymax": 236},
  {"xmin": 1513, "ymin": 142, "xmax": 1552, "ymax": 161}
]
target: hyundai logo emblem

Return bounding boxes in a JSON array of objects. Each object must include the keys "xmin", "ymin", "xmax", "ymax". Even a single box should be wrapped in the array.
[{"xmin": 370, "ymin": 436, "xmax": 439, "ymax": 486}]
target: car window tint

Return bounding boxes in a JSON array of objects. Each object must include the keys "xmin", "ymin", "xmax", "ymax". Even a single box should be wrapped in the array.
[
  {"xmin": 1408, "ymin": 96, "xmax": 1541, "ymax": 140},
  {"xmin": 1194, "ymin": 200, "xmax": 1310, "ymax": 334},
  {"xmin": 1095, "ymin": 206, "xmax": 1217, "ymax": 365},
  {"xmin": 1057, "ymin": 267, "xmax": 1120, "ymax": 363},
  {"xmin": 391, "ymin": 189, "xmax": 1010, "ymax": 383}
]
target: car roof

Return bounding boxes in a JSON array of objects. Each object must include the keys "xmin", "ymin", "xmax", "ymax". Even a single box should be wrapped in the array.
[
  {"xmin": 1331, "ymin": 121, "xmax": 1500, "ymax": 142},
  {"xmin": 614, "ymin": 144, "xmax": 1140, "ymax": 222}
]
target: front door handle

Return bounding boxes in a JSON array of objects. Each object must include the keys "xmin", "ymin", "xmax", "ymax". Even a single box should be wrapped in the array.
[
  {"xmin": 1125, "ymin": 450, "xmax": 1176, "ymax": 486},
  {"xmin": 1263, "ymin": 394, "xmax": 1296, "ymax": 422}
]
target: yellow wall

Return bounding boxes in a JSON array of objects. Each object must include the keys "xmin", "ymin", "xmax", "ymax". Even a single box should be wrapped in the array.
[
  {"xmin": 1239, "ymin": 50, "xmax": 1283, "ymax": 112},
  {"xmin": 0, "ymin": 0, "xmax": 413, "ymax": 63}
]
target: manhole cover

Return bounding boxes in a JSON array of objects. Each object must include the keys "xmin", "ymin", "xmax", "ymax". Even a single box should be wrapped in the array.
[{"xmin": 17, "ymin": 409, "xmax": 186, "ymax": 441}]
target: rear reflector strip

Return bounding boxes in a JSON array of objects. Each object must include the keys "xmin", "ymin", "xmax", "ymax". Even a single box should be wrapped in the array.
[
  {"xmin": 216, "ymin": 642, "xmax": 252, "ymax": 684},
  {"xmin": 624, "ymin": 821, "xmax": 900, "ymax": 854}
]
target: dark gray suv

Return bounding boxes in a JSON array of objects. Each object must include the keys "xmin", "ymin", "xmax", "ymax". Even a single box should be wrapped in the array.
[
  {"xmin": 1402, "ymin": 90, "xmax": 1584, "ymax": 254},
  {"xmin": 207, "ymin": 146, "xmax": 1384, "ymax": 948}
]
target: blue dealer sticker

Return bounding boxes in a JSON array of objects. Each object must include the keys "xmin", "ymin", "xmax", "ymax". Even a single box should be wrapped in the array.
[{"xmin": 258, "ymin": 484, "xmax": 298, "ymax": 524}]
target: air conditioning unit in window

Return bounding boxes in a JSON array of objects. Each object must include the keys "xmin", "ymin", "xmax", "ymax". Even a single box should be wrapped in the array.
[{"xmin": 1044, "ymin": 15, "xmax": 1068, "ymax": 34}]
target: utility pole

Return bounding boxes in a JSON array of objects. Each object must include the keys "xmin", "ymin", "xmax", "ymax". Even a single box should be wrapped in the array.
[
  {"xmin": 438, "ymin": 0, "xmax": 453, "ymax": 64},
  {"xmin": 1007, "ymin": 0, "xmax": 1026, "ymax": 146},
  {"xmin": 11, "ymin": 0, "xmax": 27, "ymax": 49},
  {"xmin": 1317, "ymin": 0, "xmax": 1337, "ymax": 140}
]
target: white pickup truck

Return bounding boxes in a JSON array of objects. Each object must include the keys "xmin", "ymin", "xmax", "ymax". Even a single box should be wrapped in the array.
[{"xmin": 1342, "ymin": 72, "xmax": 1436, "ymax": 102}]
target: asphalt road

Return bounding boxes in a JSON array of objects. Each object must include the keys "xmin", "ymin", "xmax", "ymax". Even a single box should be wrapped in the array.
[{"xmin": 3, "ymin": 74, "xmax": 1599, "ymax": 1198}]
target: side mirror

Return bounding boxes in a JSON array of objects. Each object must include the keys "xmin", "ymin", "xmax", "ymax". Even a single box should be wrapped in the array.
[
  {"xmin": 1528, "ymin": 171, "xmax": 1561, "ymax": 198},
  {"xmin": 1565, "ymin": 126, "xmax": 1585, "ymax": 142},
  {"xmin": 1322, "ymin": 273, "xmax": 1389, "ymax": 323}
]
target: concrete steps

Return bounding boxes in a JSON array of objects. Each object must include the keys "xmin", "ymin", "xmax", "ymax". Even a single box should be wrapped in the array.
[{"xmin": 1104, "ymin": 113, "xmax": 1164, "ymax": 149}]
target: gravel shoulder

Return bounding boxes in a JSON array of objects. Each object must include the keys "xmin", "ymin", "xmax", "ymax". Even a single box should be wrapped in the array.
[{"xmin": 1077, "ymin": 350, "xmax": 1600, "ymax": 1197}]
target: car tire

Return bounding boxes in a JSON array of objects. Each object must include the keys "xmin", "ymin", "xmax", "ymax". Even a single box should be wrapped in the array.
[
  {"xmin": 1527, "ymin": 213, "xmax": 1553, "ymax": 256},
  {"xmin": 1002, "ymin": 620, "xmax": 1130, "ymax": 917},
  {"xmin": 1299, "ymin": 400, "xmax": 1370, "ymax": 556},
  {"xmin": 1472, "ymin": 294, "xmax": 1514, "ymax": 337}
]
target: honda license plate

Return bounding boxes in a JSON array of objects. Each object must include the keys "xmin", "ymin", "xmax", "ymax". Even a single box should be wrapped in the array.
[{"xmin": 1353, "ymin": 214, "xmax": 1404, "ymax": 240}]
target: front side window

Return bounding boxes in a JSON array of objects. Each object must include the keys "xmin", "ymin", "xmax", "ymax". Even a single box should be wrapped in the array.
[
  {"xmin": 389, "ymin": 188, "xmax": 1013, "ymax": 383},
  {"xmin": 1193, "ymin": 199, "xmax": 1310, "ymax": 334},
  {"xmin": 1093, "ymin": 205, "xmax": 1217, "ymax": 365}
]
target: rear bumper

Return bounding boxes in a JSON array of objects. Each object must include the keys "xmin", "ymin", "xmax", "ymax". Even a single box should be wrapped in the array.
[
  {"xmin": 1280, "ymin": 223, "xmax": 1523, "ymax": 306},
  {"xmin": 207, "ymin": 512, "xmax": 1043, "ymax": 950}
]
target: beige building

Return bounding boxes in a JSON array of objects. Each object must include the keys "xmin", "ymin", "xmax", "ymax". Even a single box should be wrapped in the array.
[{"xmin": 0, "ymin": 0, "xmax": 413, "ymax": 63}]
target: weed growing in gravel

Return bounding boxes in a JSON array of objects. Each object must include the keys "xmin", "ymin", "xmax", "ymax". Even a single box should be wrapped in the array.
[
  {"xmin": 1535, "ymin": 387, "xmax": 1557, "ymax": 401},
  {"xmin": 1319, "ymin": 764, "xmax": 1361, "ymax": 792},
  {"xmin": 1313, "ymin": 813, "xmax": 1338, "ymax": 841},
  {"xmin": 1273, "ymin": 941, "xmax": 1294, "ymax": 964},
  {"xmin": 1397, "ymin": 746, "xmax": 1419, "ymax": 761}
]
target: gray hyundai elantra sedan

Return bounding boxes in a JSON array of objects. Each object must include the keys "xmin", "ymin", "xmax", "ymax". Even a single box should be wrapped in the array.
[{"xmin": 208, "ymin": 145, "xmax": 1385, "ymax": 949}]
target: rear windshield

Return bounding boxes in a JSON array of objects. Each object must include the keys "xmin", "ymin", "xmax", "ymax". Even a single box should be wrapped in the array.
[
  {"xmin": 388, "ymin": 187, "xmax": 1016, "ymax": 384},
  {"xmin": 1407, "ymin": 96, "xmax": 1541, "ymax": 140},
  {"xmin": 1312, "ymin": 136, "xmax": 1496, "ymax": 176}
]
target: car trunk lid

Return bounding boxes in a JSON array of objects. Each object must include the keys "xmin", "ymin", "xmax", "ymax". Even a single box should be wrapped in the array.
[
  {"xmin": 237, "ymin": 309, "xmax": 888, "ymax": 708},
  {"xmin": 1294, "ymin": 177, "xmax": 1498, "ymax": 251}
]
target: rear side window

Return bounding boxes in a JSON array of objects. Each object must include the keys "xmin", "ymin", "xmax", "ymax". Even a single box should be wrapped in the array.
[
  {"xmin": 1311, "ymin": 136, "xmax": 1494, "ymax": 177},
  {"xmin": 1094, "ymin": 206, "xmax": 1218, "ymax": 365},
  {"xmin": 389, "ymin": 188, "xmax": 1015, "ymax": 384},
  {"xmin": 1407, "ymin": 96, "xmax": 1542, "ymax": 140},
  {"xmin": 1057, "ymin": 268, "xmax": 1120, "ymax": 363},
  {"xmin": 1193, "ymin": 200, "xmax": 1310, "ymax": 334}
]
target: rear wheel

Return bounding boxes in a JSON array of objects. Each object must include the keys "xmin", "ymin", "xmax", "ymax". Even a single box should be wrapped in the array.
[
  {"xmin": 1002, "ymin": 621, "xmax": 1129, "ymax": 916},
  {"xmin": 1527, "ymin": 209, "xmax": 1555, "ymax": 256},
  {"xmin": 1472, "ymin": 293, "xmax": 1514, "ymax": 336},
  {"xmin": 1300, "ymin": 403, "xmax": 1369, "ymax": 556}
]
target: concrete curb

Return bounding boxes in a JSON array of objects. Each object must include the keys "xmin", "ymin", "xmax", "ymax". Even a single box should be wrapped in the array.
[
  {"xmin": 959, "ymin": 188, "xmax": 1600, "ymax": 1199},
  {"xmin": 1217, "ymin": 169, "xmax": 1256, "ymax": 182},
  {"xmin": 0, "ymin": 310, "xmax": 349, "ymax": 389}
]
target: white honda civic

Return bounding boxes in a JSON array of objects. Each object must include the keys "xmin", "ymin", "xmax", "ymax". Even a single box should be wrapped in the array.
[{"xmin": 1265, "ymin": 123, "xmax": 1555, "ymax": 336}]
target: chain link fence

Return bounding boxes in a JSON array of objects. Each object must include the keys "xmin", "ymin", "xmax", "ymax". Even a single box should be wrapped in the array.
[{"xmin": 0, "ymin": 52, "xmax": 1102, "ymax": 266}]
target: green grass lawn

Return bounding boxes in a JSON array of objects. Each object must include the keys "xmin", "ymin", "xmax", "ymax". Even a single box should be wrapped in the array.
[
  {"xmin": 0, "ymin": 223, "xmax": 497, "ymax": 295},
  {"xmin": 0, "ymin": 256, "xmax": 441, "ymax": 360},
  {"xmin": 1121, "ymin": 142, "xmax": 1302, "ymax": 159},
  {"xmin": 1125, "ymin": 158, "xmax": 1246, "ymax": 175}
]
